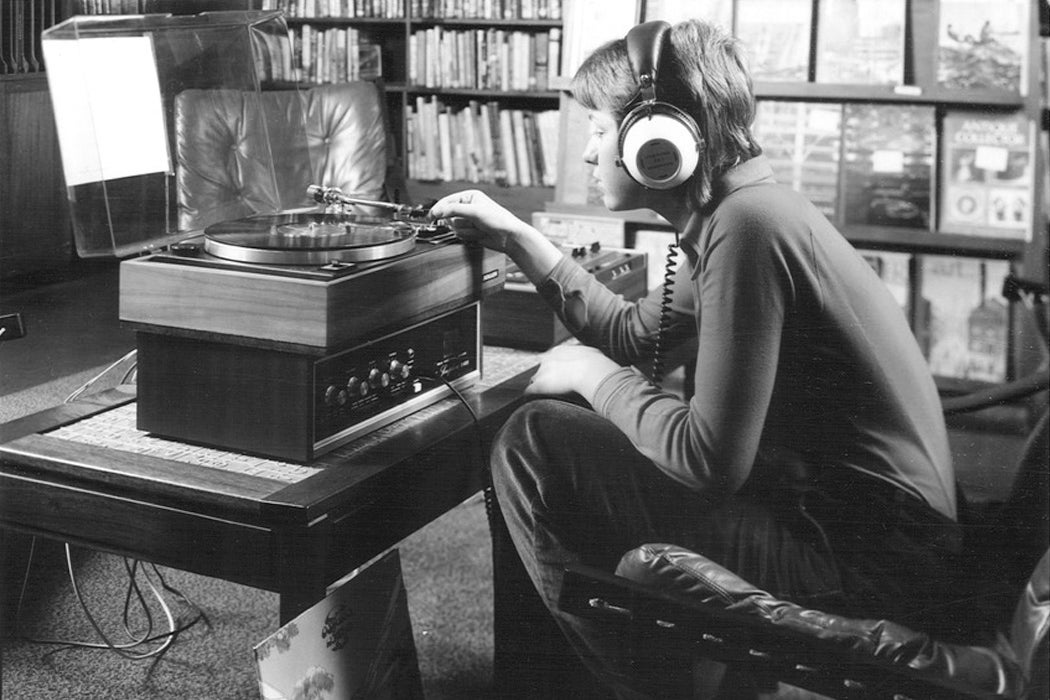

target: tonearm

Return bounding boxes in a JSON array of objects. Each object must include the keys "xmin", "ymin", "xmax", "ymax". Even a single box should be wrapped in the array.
[{"xmin": 307, "ymin": 185, "xmax": 430, "ymax": 221}]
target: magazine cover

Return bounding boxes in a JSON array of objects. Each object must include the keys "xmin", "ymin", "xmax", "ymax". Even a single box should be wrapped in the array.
[
  {"xmin": 919, "ymin": 255, "xmax": 1011, "ymax": 382},
  {"xmin": 841, "ymin": 103, "xmax": 936, "ymax": 229},
  {"xmin": 939, "ymin": 110, "xmax": 1034, "ymax": 240},
  {"xmin": 815, "ymin": 0, "xmax": 905, "ymax": 85},
  {"xmin": 736, "ymin": 0, "xmax": 812, "ymax": 82},
  {"xmin": 936, "ymin": 0, "xmax": 1030, "ymax": 95},
  {"xmin": 254, "ymin": 550, "xmax": 423, "ymax": 700},
  {"xmin": 752, "ymin": 100, "xmax": 841, "ymax": 219}
]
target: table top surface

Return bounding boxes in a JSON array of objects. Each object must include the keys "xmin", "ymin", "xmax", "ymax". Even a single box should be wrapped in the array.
[{"xmin": 0, "ymin": 345, "xmax": 541, "ymax": 528}]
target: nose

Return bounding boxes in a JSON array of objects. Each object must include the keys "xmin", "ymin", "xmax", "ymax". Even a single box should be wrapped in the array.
[{"xmin": 582, "ymin": 134, "xmax": 598, "ymax": 165}]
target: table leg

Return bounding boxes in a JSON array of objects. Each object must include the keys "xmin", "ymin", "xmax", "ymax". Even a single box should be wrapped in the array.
[{"xmin": 274, "ymin": 515, "xmax": 332, "ymax": 624}]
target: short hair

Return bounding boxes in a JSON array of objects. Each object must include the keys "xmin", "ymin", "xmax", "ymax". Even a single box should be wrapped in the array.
[{"xmin": 570, "ymin": 19, "xmax": 761, "ymax": 211}]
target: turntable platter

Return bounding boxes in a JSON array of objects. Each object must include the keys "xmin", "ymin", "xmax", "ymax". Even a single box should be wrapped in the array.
[{"xmin": 204, "ymin": 212, "xmax": 417, "ymax": 265}]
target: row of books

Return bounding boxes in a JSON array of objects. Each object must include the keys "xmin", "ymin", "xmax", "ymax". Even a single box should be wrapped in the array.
[
  {"xmin": 861, "ymin": 250, "xmax": 1012, "ymax": 383},
  {"xmin": 752, "ymin": 101, "xmax": 1036, "ymax": 241},
  {"xmin": 265, "ymin": 0, "xmax": 562, "ymax": 20},
  {"xmin": 405, "ymin": 97, "xmax": 559, "ymax": 187},
  {"xmin": 1, "ymin": 0, "xmax": 58, "ymax": 75},
  {"xmin": 411, "ymin": 0, "xmax": 562, "ymax": 20},
  {"xmin": 265, "ymin": 0, "xmax": 407, "ymax": 18},
  {"xmin": 73, "ymin": 0, "xmax": 145, "ymax": 12},
  {"xmin": 408, "ymin": 27, "xmax": 560, "ymax": 92},
  {"xmin": 276, "ymin": 25, "xmax": 383, "ymax": 84},
  {"xmin": 644, "ymin": 0, "xmax": 1032, "ymax": 95}
]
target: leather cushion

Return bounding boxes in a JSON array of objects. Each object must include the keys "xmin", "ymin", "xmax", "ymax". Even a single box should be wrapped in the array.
[
  {"xmin": 175, "ymin": 82, "xmax": 389, "ymax": 231},
  {"xmin": 617, "ymin": 543, "xmax": 1040, "ymax": 698}
]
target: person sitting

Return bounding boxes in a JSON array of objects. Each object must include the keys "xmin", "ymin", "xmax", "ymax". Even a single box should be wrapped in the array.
[{"xmin": 430, "ymin": 18, "xmax": 978, "ymax": 698}]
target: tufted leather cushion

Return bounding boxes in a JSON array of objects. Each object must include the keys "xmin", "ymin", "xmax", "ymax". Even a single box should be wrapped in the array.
[
  {"xmin": 618, "ymin": 543, "xmax": 1050, "ymax": 698},
  {"xmin": 174, "ymin": 81, "xmax": 391, "ymax": 231}
]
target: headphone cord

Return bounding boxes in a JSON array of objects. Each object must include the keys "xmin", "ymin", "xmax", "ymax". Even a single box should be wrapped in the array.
[{"xmin": 651, "ymin": 237, "xmax": 680, "ymax": 386}]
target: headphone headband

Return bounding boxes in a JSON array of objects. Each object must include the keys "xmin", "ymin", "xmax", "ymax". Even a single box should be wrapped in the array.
[{"xmin": 626, "ymin": 21, "xmax": 672, "ymax": 102}]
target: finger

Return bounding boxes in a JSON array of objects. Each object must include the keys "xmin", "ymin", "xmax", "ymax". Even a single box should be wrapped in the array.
[{"xmin": 429, "ymin": 192, "xmax": 472, "ymax": 219}]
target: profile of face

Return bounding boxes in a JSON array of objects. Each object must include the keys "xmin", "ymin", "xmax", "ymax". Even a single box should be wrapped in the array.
[{"xmin": 582, "ymin": 109, "xmax": 648, "ymax": 211}]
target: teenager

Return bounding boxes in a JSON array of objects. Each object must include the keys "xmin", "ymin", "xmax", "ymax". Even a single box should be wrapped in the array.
[{"xmin": 430, "ymin": 19, "xmax": 965, "ymax": 698}]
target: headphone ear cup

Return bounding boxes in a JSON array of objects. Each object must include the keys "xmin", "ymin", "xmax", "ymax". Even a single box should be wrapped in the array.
[{"xmin": 618, "ymin": 102, "xmax": 702, "ymax": 190}]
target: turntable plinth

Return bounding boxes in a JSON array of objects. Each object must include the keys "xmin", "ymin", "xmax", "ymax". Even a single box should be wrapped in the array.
[{"xmin": 119, "ymin": 243, "xmax": 505, "ymax": 351}]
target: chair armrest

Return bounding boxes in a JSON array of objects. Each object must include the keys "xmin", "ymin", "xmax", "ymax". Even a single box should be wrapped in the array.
[{"xmin": 557, "ymin": 545, "xmax": 1024, "ymax": 699}]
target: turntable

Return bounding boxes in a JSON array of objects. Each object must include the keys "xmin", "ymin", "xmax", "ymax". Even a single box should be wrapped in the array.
[
  {"xmin": 120, "ymin": 197, "xmax": 504, "ymax": 463},
  {"xmin": 45, "ymin": 11, "xmax": 505, "ymax": 461}
]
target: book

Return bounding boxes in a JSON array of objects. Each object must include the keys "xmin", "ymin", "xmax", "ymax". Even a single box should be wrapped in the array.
[
  {"xmin": 253, "ymin": 550, "xmax": 423, "ymax": 700},
  {"xmin": 841, "ymin": 103, "xmax": 936, "ymax": 229},
  {"xmin": 752, "ymin": 100, "xmax": 841, "ymax": 219},
  {"xmin": 919, "ymin": 255, "xmax": 1011, "ymax": 382},
  {"xmin": 735, "ymin": 0, "xmax": 812, "ymax": 82},
  {"xmin": 939, "ymin": 110, "xmax": 1035, "ymax": 240},
  {"xmin": 936, "ymin": 0, "xmax": 1030, "ymax": 95},
  {"xmin": 815, "ymin": 0, "xmax": 905, "ymax": 85}
]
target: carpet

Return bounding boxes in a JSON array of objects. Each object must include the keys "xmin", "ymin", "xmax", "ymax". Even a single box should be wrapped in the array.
[{"xmin": 1, "ymin": 367, "xmax": 495, "ymax": 699}]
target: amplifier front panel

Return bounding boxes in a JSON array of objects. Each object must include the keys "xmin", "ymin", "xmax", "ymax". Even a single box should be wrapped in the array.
[
  {"xmin": 313, "ymin": 304, "xmax": 480, "ymax": 450},
  {"xmin": 136, "ymin": 304, "xmax": 480, "ymax": 462}
]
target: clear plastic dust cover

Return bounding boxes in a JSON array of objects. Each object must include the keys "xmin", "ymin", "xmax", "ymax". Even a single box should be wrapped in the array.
[{"xmin": 42, "ymin": 10, "xmax": 306, "ymax": 257}]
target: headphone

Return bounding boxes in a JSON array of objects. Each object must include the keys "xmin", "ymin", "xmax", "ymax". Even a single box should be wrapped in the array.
[{"xmin": 617, "ymin": 21, "xmax": 704, "ymax": 190}]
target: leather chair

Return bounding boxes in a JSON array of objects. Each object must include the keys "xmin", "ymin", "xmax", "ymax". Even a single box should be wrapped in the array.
[
  {"xmin": 173, "ymin": 80, "xmax": 404, "ymax": 232},
  {"xmin": 558, "ymin": 283, "xmax": 1049, "ymax": 700}
]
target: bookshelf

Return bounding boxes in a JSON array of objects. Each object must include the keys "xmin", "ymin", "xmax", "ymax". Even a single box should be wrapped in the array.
[
  {"xmin": 262, "ymin": 1, "xmax": 565, "ymax": 192},
  {"xmin": 548, "ymin": 0, "xmax": 1048, "ymax": 393}
]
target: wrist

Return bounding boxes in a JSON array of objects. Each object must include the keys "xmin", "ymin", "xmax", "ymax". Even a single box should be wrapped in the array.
[{"xmin": 504, "ymin": 225, "xmax": 563, "ymax": 284}]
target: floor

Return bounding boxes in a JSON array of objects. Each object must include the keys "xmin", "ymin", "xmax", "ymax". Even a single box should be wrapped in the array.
[{"xmin": 1, "ymin": 260, "xmax": 135, "ymax": 396}]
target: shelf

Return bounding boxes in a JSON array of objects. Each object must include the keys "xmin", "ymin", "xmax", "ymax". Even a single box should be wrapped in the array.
[
  {"xmin": 392, "ymin": 85, "xmax": 560, "ymax": 100},
  {"xmin": 542, "ymin": 203, "xmax": 1029, "ymax": 260},
  {"xmin": 284, "ymin": 17, "xmax": 406, "ymax": 27},
  {"xmin": 407, "ymin": 179, "xmax": 553, "ymax": 220},
  {"xmin": 843, "ymin": 226, "xmax": 1029, "ymax": 259},
  {"xmin": 753, "ymin": 81, "xmax": 1027, "ymax": 108},
  {"xmin": 408, "ymin": 18, "xmax": 563, "ymax": 28}
]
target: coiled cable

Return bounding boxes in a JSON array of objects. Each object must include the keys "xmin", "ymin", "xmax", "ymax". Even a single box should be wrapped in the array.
[{"xmin": 650, "ymin": 238, "xmax": 680, "ymax": 386}]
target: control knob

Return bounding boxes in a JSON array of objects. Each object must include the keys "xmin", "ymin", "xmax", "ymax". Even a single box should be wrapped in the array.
[{"xmin": 390, "ymin": 359, "xmax": 411, "ymax": 380}]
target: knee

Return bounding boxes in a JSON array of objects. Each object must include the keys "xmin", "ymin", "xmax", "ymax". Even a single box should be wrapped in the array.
[{"xmin": 490, "ymin": 398, "xmax": 572, "ymax": 493}]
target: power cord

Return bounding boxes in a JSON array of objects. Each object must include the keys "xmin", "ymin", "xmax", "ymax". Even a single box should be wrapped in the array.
[
  {"xmin": 416, "ymin": 372, "xmax": 497, "ymax": 537},
  {"xmin": 13, "ymin": 349, "xmax": 207, "ymax": 672},
  {"xmin": 14, "ymin": 537, "xmax": 210, "ymax": 671}
]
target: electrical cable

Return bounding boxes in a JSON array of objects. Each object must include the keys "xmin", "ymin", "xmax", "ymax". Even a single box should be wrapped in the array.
[
  {"xmin": 17, "ymin": 347, "xmax": 208, "ymax": 665},
  {"xmin": 650, "ymin": 236, "xmax": 680, "ymax": 387},
  {"xmin": 417, "ymin": 373, "xmax": 496, "ymax": 536},
  {"xmin": 14, "ymin": 539, "xmax": 208, "ymax": 665}
]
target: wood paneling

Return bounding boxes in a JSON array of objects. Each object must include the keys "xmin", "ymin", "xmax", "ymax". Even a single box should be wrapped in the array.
[{"xmin": 0, "ymin": 75, "xmax": 71, "ymax": 278}]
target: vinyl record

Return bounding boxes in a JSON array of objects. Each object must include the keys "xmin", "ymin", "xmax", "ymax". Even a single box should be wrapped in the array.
[{"xmin": 204, "ymin": 212, "xmax": 417, "ymax": 265}]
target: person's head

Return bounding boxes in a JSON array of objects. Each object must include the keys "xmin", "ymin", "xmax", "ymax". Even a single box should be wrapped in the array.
[{"xmin": 571, "ymin": 19, "xmax": 760, "ymax": 213}]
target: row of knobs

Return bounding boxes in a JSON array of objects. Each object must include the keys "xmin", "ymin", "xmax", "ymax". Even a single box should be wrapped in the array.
[{"xmin": 324, "ymin": 355, "xmax": 414, "ymax": 407}]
